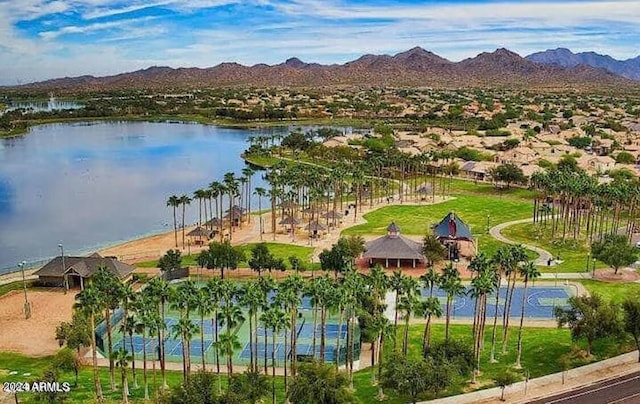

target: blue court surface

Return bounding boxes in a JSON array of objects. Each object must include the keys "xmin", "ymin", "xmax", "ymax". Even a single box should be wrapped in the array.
[
  {"xmin": 420, "ymin": 286, "xmax": 572, "ymax": 319},
  {"xmin": 240, "ymin": 342, "xmax": 335, "ymax": 361},
  {"xmin": 297, "ymin": 324, "xmax": 348, "ymax": 339}
]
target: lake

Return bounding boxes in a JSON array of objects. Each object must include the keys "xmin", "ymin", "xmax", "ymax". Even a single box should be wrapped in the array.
[{"xmin": 0, "ymin": 121, "xmax": 285, "ymax": 273}]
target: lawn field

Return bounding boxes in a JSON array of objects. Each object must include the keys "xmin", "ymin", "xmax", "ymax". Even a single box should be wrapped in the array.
[
  {"xmin": 342, "ymin": 194, "xmax": 533, "ymax": 257},
  {"xmin": 3, "ymin": 322, "xmax": 633, "ymax": 404},
  {"xmin": 579, "ymin": 280, "xmax": 640, "ymax": 303},
  {"xmin": 501, "ymin": 223, "xmax": 607, "ymax": 273}
]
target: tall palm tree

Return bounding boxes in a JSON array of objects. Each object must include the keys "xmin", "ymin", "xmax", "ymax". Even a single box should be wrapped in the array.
[
  {"xmin": 167, "ymin": 195, "xmax": 181, "ymax": 248},
  {"xmin": 398, "ymin": 280, "xmax": 419, "ymax": 356},
  {"xmin": 195, "ymin": 288, "xmax": 213, "ymax": 371},
  {"xmin": 388, "ymin": 270, "xmax": 405, "ymax": 350},
  {"xmin": 417, "ymin": 297, "xmax": 443, "ymax": 357},
  {"xmin": 254, "ymin": 187, "xmax": 267, "ymax": 241},
  {"xmin": 217, "ymin": 332, "xmax": 242, "ymax": 378},
  {"xmin": 240, "ymin": 281, "xmax": 263, "ymax": 372},
  {"xmin": 280, "ymin": 274, "xmax": 305, "ymax": 377},
  {"xmin": 74, "ymin": 284, "xmax": 104, "ymax": 402},
  {"xmin": 193, "ymin": 189, "xmax": 207, "ymax": 227},
  {"xmin": 257, "ymin": 275, "xmax": 276, "ymax": 371},
  {"xmin": 440, "ymin": 264, "xmax": 465, "ymax": 342},
  {"xmin": 179, "ymin": 194, "xmax": 191, "ymax": 249},
  {"xmin": 172, "ymin": 318, "xmax": 199, "ymax": 381},
  {"xmin": 204, "ymin": 278, "xmax": 223, "ymax": 376},
  {"xmin": 219, "ymin": 298, "xmax": 245, "ymax": 376},
  {"xmin": 242, "ymin": 166, "xmax": 256, "ymax": 222},
  {"xmin": 113, "ymin": 347, "xmax": 133, "ymax": 404},
  {"xmin": 223, "ymin": 172, "xmax": 239, "ymax": 239},
  {"xmin": 468, "ymin": 268, "xmax": 494, "ymax": 381},
  {"xmin": 371, "ymin": 313, "xmax": 393, "ymax": 400},
  {"xmin": 261, "ymin": 306, "xmax": 289, "ymax": 404},
  {"xmin": 515, "ymin": 261, "xmax": 541, "ymax": 368},
  {"xmin": 119, "ymin": 315, "xmax": 138, "ymax": 389},
  {"xmin": 92, "ymin": 266, "xmax": 123, "ymax": 392},
  {"xmin": 502, "ymin": 244, "xmax": 527, "ymax": 354},
  {"xmin": 147, "ymin": 278, "xmax": 171, "ymax": 388}
]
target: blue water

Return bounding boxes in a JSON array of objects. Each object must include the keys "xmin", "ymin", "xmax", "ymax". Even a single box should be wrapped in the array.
[{"xmin": 0, "ymin": 121, "xmax": 286, "ymax": 273}]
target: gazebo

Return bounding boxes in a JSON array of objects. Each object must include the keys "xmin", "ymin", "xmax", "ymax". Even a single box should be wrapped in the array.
[
  {"xmin": 186, "ymin": 226, "xmax": 211, "ymax": 245},
  {"xmin": 433, "ymin": 211, "xmax": 474, "ymax": 260},
  {"xmin": 363, "ymin": 222, "xmax": 425, "ymax": 268},
  {"xmin": 305, "ymin": 221, "xmax": 327, "ymax": 238}
]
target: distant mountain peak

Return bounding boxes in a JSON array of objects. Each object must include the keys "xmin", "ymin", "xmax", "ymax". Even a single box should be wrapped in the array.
[
  {"xmin": 6, "ymin": 46, "xmax": 636, "ymax": 91},
  {"xmin": 284, "ymin": 57, "xmax": 306, "ymax": 68},
  {"xmin": 526, "ymin": 48, "xmax": 640, "ymax": 80}
]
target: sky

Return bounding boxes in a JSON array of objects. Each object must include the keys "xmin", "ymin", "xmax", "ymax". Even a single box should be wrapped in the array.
[{"xmin": 1, "ymin": 0, "xmax": 640, "ymax": 85}]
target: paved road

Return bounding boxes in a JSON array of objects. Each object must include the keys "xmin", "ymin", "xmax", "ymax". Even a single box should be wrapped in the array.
[
  {"xmin": 527, "ymin": 371, "xmax": 640, "ymax": 404},
  {"xmin": 489, "ymin": 218, "xmax": 555, "ymax": 266}
]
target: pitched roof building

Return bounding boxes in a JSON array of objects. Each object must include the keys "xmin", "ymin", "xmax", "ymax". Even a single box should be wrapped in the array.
[
  {"xmin": 34, "ymin": 253, "xmax": 135, "ymax": 290},
  {"xmin": 363, "ymin": 222, "xmax": 425, "ymax": 268}
]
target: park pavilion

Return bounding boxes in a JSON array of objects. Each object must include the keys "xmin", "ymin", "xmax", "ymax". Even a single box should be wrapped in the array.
[
  {"xmin": 363, "ymin": 222, "xmax": 425, "ymax": 268},
  {"xmin": 34, "ymin": 253, "xmax": 134, "ymax": 290},
  {"xmin": 186, "ymin": 226, "xmax": 212, "ymax": 245},
  {"xmin": 433, "ymin": 211, "xmax": 474, "ymax": 260}
]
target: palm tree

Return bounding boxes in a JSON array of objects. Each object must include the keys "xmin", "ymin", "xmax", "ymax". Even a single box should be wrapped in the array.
[
  {"xmin": 119, "ymin": 314, "xmax": 138, "ymax": 389},
  {"xmin": 281, "ymin": 274, "xmax": 305, "ymax": 377},
  {"xmin": 261, "ymin": 306, "xmax": 289, "ymax": 404},
  {"xmin": 223, "ymin": 172, "xmax": 239, "ymax": 239},
  {"xmin": 167, "ymin": 195, "xmax": 181, "ymax": 248},
  {"xmin": 219, "ymin": 298, "xmax": 245, "ymax": 376},
  {"xmin": 179, "ymin": 194, "xmax": 191, "ymax": 249},
  {"xmin": 240, "ymin": 281, "xmax": 263, "ymax": 372},
  {"xmin": 147, "ymin": 278, "xmax": 171, "ymax": 388},
  {"xmin": 113, "ymin": 347, "xmax": 133, "ymax": 404},
  {"xmin": 242, "ymin": 166, "xmax": 256, "ymax": 222},
  {"xmin": 370, "ymin": 313, "xmax": 393, "ymax": 399},
  {"xmin": 440, "ymin": 264, "xmax": 465, "ymax": 342},
  {"xmin": 417, "ymin": 297, "xmax": 443, "ymax": 358},
  {"xmin": 398, "ymin": 277, "xmax": 419, "ymax": 356},
  {"xmin": 218, "ymin": 333, "xmax": 242, "ymax": 379},
  {"xmin": 209, "ymin": 181, "xmax": 223, "ymax": 238},
  {"xmin": 203, "ymin": 278, "xmax": 223, "ymax": 376},
  {"xmin": 172, "ymin": 318, "xmax": 199, "ymax": 381},
  {"xmin": 195, "ymin": 288, "xmax": 213, "ymax": 371},
  {"xmin": 388, "ymin": 270, "xmax": 405, "ymax": 350},
  {"xmin": 74, "ymin": 284, "xmax": 104, "ymax": 402},
  {"xmin": 254, "ymin": 187, "xmax": 267, "ymax": 241},
  {"xmin": 502, "ymin": 244, "xmax": 527, "ymax": 354},
  {"xmin": 92, "ymin": 266, "xmax": 123, "ymax": 392},
  {"xmin": 515, "ymin": 261, "xmax": 541, "ymax": 368},
  {"xmin": 193, "ymin": 189, "xmax": 207, "ymax": 227}
]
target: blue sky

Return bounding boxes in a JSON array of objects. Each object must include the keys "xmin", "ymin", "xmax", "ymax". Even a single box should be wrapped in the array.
[{"xmin": 1, "ymin": 0, "xmax": 639, "ymax": 85}]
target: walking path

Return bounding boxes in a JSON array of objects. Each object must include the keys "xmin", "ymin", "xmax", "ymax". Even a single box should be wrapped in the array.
[{"xmin": 489, "ymin": 218, "xmax": 553, "ymax": 266}]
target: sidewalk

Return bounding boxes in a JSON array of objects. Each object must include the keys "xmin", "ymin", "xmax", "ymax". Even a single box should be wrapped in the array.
[{"xmin": 423, "ymin": 350, "xmax": 640, "ymax": 403}]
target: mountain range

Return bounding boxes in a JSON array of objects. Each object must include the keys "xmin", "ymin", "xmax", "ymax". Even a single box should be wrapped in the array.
[
  {"xmin": 6, "ymin": 47, "xmax": 639, "ymax": 92},
  {"xmin": 526, "ymin": 48, "xmax": 640, "ymax": 81}
]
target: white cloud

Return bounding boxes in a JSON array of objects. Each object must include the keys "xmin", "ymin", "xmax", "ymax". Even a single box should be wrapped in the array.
[{"xmin": 38, "ymin": 15, "xmax": 159, "ymax": 40}]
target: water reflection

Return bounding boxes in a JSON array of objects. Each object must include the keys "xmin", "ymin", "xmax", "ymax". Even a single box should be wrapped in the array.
[{"xmin": 0, "ymin": 121, "xmax": 285, "ymax": 272}]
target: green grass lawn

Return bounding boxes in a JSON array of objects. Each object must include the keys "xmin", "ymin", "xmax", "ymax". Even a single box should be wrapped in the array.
[
  {"xmin": 135, "ymin": 242, "xmax": 318, "ymax": 271},
  {"xmin": 342, "ymin": 194, "xmax": 533, "ymax": 258},
  {"xmin": 448, "ymin": 178, "xmax": 538, "ymax": 200},
  {"xmin": 342, "ymin": 195, "xmax": 533, "ymax": 236},
  {"xmin": 501, "ymin": 223, "xmax": 607, "ymax": 273},
  {"xmin": 0, "ymin": 280, "xmax": 37, "ymax": 297},
  {"xmin": 579, "ymin": 280, "xmax": 640, "ymax": 303},
  {"xmin": 2, "ymin": 320, "xmax": 633, "ymax": 404}
]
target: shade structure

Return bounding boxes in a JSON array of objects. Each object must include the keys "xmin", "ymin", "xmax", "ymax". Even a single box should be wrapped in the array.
[
  {"xmin": 304, "ymin": 221, "xmax": 327, "ymax": 231},
  {"xmin": 362, "ymin": 222, "xmax": 425, "ymax": 269},
  {"xmin": 416, "ymin": 183, "xmax": 432, "ymax": 194},
  {"xmin": 204, "ymin": 217, "xmax": 224, "ymax": 228},
  {"xmin": 279, "ymin": 216, "xmax": 301, "ymax": 226},
  {"xmin": 301, "ymin": 206, "xmax": 323, "ymax": 215},
  {"xmin": 321, "ymin": 210, "xmax": 344, "ymax": 220},
  {"xmin": 186, "ymin": 226, "xmax": 211, "ymax": 238}
]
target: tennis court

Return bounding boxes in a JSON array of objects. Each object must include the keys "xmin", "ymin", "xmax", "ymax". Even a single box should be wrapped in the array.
[{"xmin": 420, "ymin": 285, "xmax": 573, "ymax": 319}]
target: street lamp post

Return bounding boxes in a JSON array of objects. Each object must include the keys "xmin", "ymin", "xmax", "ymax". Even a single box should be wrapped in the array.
[
  {"xmin": 59, "ymin": 244, "xmax": 68, "ymax": 294},
  {"xmin": 19, "ymin": 261, "xmax": 31, "ymax": 319},
  {"xmin": 592, "ymin": 258, "xmax": 597, "ymax": 278}
]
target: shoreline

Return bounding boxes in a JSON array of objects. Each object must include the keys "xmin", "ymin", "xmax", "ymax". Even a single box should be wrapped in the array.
[{"xmin": 0, "ymin": 114, "xmax": 371, "ymax": 139}]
